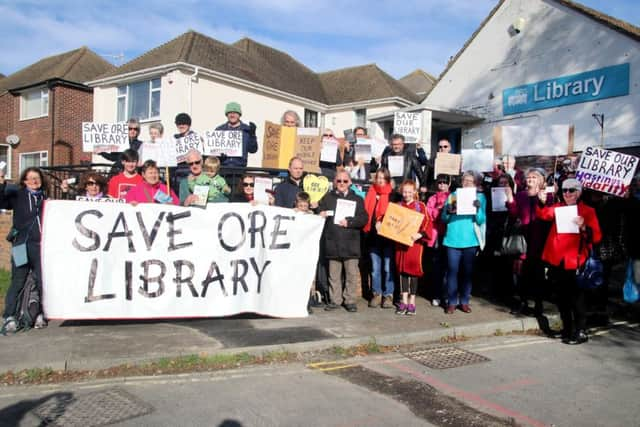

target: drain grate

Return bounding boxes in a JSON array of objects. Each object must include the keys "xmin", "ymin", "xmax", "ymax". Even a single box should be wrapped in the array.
[
  {"xmin": 32, "ymin": 387, "xmax": 153, "ymax": 426},
  {"xmin": 403, "ymin": 346, "xmax": 490, "ymax": 369}
]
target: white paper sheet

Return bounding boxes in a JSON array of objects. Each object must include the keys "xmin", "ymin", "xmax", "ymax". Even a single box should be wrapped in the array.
[
  {"xmin": 355, "ymin": 143, "xmax": 372, "ymax": 162},
  {"xmin": 388, "ymin": 156, "xmax": 404, "ymax": 177},
  {"xmin": 456, "ymin": 187, "xmax": 477, "ymax": 215},
  {"xmin": 320, "ymin": 138, "xmax": 338, "ymax": 163},
  {"xmin": 254, "ymin": 177, "xmax": 273, "ymax": 204},
  {"xmin": 334, "ymin": 199, "xmax": 356, "ymax": 225},
  {"xmin": 192, "ymin": 185, "xmax": 209, "ymax": 207},
  {"xmin": 555, "ymin": 205, "xmax": 579, "ymax": 234},
  {"xmin": 371, "ymin": 138, "xmax": 388, "ymax": 158},
  {"xmin": 491, "ymin": 187, "xmax": 508, "ymax": 212}
]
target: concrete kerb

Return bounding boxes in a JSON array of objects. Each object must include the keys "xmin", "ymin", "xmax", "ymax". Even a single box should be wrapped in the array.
[{"xmin": 57, "ymin": 315, "xmax": 556, "ymax": 372}]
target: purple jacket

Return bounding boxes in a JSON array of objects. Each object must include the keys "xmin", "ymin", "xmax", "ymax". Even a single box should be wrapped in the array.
[{"xmin": 507, "ymin": 191, "xmax": 554, "ymax": 260}]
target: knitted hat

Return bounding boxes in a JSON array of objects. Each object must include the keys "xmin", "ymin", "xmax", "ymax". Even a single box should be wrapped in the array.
[
  {"xmin": 225, "ymin": 102, "xmax": 242, "ymax": 116},
  {"xmin": 175, "ymin": 113, "xmax": 192, "ymax": 126}
]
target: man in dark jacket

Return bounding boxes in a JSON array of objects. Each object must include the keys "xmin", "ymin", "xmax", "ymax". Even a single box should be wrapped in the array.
[
  {"xmin": 215, "ymin": 102, "xmax": 258, "ymax": 169},
  {"xmin": 274, "ymin": 157, "xmax": 304, "ymax": 208},
  {"xmin": 381, "ymin": 134, "xmax": 428, "ymax": 200},
  {"xmin": 318, "ymin": 171, "xmax": 368, "ymax": 312},
  {"xmin": 100, "ymin": 118, "xmax": 143, "ymax": 173}
]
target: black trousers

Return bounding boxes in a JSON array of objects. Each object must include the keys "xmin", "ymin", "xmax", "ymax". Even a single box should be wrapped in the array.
[
  {"xmin": 518, "ymin": 257, "xmax": 546, "ymax": 310},
  {"xmin": 552, "ymin": 266, "xmax": 586, "ymax": 336},
  {"xmin": 3, "ymin": 242, "xmax": 42, "ymax": 319}
]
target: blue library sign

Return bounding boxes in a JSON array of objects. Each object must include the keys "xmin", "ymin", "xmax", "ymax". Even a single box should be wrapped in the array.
[{"xmin": 503, "ymin": 63, "xmax": 630, "ymax": 115}]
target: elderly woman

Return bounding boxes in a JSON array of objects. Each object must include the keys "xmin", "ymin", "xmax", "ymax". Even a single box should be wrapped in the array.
[
  {"xmin": 126, "ymin": 160, "xmax": 179, "ymax": 205},
  {"xmin": 61, "ymin": 171, "xmax": 109, "ymax": 199},
  {"xmin": 536, "ymin": 178, "xmax": 601, "ymax": 345},
  {"xmin": 507, "ymin": 168, "xmax": 554, "ymax": 315},
  {"xmin": 0, "ymin": 167, "xmax": 48, "ymax": 332},
  {"xmin": 281, "ymin": 110, "xmax": 301, "ymax": 127},
  {"xmin": 441, "ymin": 170, "xmax": 486, "ymax": 314}
]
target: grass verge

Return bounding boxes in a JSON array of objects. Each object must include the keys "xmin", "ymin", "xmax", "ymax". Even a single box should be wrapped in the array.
[{"xmin": 0, "ymin": 268, "xmax": 10, "ymax": 308}]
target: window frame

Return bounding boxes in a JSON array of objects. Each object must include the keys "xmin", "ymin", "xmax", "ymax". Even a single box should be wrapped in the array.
[
  {"xmin": 0, "ymin": 144, "xmax": 12, "ymax": 180},
  {"xmin": 116, "ymin": 78, "xmax": 161, "ymax": 122},
  {"xmin": 19, "ymin": 150, "xmax": 49, "ymax": 174},
  {"xmin": 304, "ymin": 109, "xmax": 318, "ymax": 128},
  {"xmin": 19, "ymin": 87, "xmax": 49, "ymax": 121},
  {"xmin": 354, "ymin": 109, "xmax": 367, "ymax": 128}
]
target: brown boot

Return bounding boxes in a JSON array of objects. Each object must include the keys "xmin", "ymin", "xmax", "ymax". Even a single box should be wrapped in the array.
[
  {"xmin": 381, "ymin": 295, "xmax": 394, "ymax": 309},
  {"xmin": 368, "ymin": 294, "xmax": 381, "ymax": 308}
]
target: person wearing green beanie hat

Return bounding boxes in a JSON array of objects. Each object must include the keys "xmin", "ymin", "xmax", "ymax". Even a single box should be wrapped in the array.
[{"xmin": 216, "ymin": 102, "xmax": 258, "ymax": 168}]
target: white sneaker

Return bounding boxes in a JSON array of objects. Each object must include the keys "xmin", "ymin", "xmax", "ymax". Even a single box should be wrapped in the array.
[
  {"xmin": 2, "ymin": 317, "xmax": 17, "ymax": 333},
  {"xmin": 431, "ymin": 299, "xmax": 441, "ymax": 307},
  {"xmin": 34, "ymin": 314, "xmax": 47, "ymax": 329}
]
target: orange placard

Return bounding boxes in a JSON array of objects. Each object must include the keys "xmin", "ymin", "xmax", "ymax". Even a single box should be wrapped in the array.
[{"xmin": 378, "ymin": 203, "xmax": 424, "ymax": 246}]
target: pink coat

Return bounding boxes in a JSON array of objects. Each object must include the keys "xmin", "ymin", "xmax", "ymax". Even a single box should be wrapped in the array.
[
  {"xmin": 125, "ymin": 181, "xmax": 179, "ymax": 205},
  {"xmin": 426, "ymin": 191, "xmax": 449, "ymax": 247}
]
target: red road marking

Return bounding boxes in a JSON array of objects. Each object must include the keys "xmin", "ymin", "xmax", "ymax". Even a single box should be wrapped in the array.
[{"xmin": 383, "ymin": 361, "xmax": 548, "ymax": 427}]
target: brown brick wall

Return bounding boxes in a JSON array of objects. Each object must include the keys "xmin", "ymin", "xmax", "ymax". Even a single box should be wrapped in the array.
[
  {"xmin": 0, "ymin": 211, "xmax": 12, "ymax": 271},
  {"xmin": 0, "ymin": 84, "xmax": 94, "ymax": 182}
]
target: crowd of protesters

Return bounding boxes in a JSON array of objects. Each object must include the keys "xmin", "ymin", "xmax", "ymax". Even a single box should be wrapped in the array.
[{"xmin": 0, "ymin": 107, "xmax": 638, "ymax": 347}]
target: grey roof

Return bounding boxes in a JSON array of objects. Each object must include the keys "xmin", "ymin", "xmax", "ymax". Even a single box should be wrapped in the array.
[
  {"xmin": 399, "ymin": 69, "xmax": 437, "ymax": 96},
  {"xmin": 0, "ymin": 47, "xmax": 114, "ymax": 92},
  {"xmin": 95, "ymin": 31, "xmax": 418, "ymax": 106}
]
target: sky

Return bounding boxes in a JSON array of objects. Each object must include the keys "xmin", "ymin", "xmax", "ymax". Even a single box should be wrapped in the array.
[{"xmin": 1, "ymin": 0, "xmax": 638, "ymax": 79}]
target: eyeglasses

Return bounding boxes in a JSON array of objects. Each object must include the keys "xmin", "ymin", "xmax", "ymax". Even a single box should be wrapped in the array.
[
  {"xmin": 335, "ymin": 179, "xmax": 349, "ymax": 184},
  {"xmin": 86, "ymin": 181, "xmax": 98, "ymax": 186},
  {"xmin": 437, "ymin": 181, "xmax": 448, "ymax": 185},
  {"xmin": 187, "ymin": 160, "xmax": 202, "ymax": 166},
  {"xmin": 322, "ymin": 134, "xmax": 334, "ymax": 137},
  {"xmin": 128, "ymin": 127, "xmax": 139, "ymax": 131},
  {"xmin": 243, "ymin": 182, "xmax": 255, "ymax": 187},
  {"xmin": 438, "ymin": 145, "xmax": 450, "ymax": 149},
  {"xmin": 562, "ymin": 188, "xmax": 578, "ymax": 193}
]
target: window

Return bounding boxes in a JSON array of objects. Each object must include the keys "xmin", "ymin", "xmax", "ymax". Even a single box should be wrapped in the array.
[
  {"xmin": 19, "ymin": 151, "xmax": 48, "ymax": 174},
  {"xmin": 117, "ymin": 78, "xmax": 161, "ymax": 121},
  {"xmin": 20, "ymin": 88, "xmax": 49, "ymax": 120},
  {"xmin": 304, "ymin": 109, "xmax": 318, "ymax": 128},
  {"xmin": 0, "ymin": 145, "xmax": 11, "ymax": 179},
  {"xmin": 355, "ymin": 109, "xmax": 366, "ymax": 127}
]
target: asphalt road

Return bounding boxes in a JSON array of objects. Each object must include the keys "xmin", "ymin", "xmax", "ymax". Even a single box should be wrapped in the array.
[{"xmin": 0, "ymin": 322, "xmax": 638, "ymax": 427}]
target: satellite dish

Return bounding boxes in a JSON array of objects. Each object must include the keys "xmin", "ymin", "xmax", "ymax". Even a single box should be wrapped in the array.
[{"xmin": 6, "ymin": 134, "xmax": 19, "ymax": 146}]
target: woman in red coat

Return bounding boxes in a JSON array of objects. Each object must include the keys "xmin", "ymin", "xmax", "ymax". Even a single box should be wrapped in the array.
[
  {"xmin": 536, "ymin": 178, "xmax": 602, "ymax": 345},
  {"xmin": 395, "ymin": 180, "xmax": 433, "ymax": 316}
]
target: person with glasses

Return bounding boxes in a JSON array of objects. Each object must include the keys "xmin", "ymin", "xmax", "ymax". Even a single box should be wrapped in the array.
[
  {"xmin": 0, "ymin": 167, "xmax": 48, "ymax": 332},
  {"xmin": 441, "ymin": 171, "xmax": 486, "ymax": 314},
  {"xmin": 426, "ymin": 139, "xmax": 453, "ymax": 188},
  {"xmin": 100, "ymin": 118, "xmax": 143, "ymax": 173},
  {"xmin": 536, "ymin": 179, "xmax": 601, "ymax": 345},
  {"xmin": 61, "ymin": 171, "xmax": 109, "ymax": 200},
  {"xmin": 179, "ymin": 150, "xmax": 229, "ymax": 206},
  {"xmin": 215, "ymin": 102, "xmax": 258, "ymax": 168},
  {"xmin": 426, "ymin": 174, "xmax": 452, "ymax": 307},
  {"xmin": 274, "ymin": 157, "xmax": 305, "ymax": 208},
  {"xmin": 107, "ymin": 149, "xmax": 143, "ymax": 199},
  {"xmin": 126, "ymin": 160, "xmax": 179, "ymax": 206},
  {"xmin": 230, "ymin": 174, "xmax": 258, "ymax": 204},
  {"xmin": 319, "ymin": 128, "xmax": 353, "ymax": 179},
  {"xmin": 318, "ymin": 171, "xmax": 368, "ymax": 312}
]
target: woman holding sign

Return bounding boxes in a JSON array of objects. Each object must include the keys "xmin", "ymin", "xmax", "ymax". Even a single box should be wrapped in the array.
[
  {"xmin": 441, "ymin": 171, "xmax": 486, "ymax": 314},
  {"xmin": 536, "ymin": 179, "xmax": 601, "ymax": 345},
  {"xmin": 363, "ymin": 168, "xmax": 396, "ymax": 309},
  {"xmin": 126, "ymin": 160, "xmax": 179, "ymax": 206},
  {"xmin": 394, "ymin": 180, "xmax": 432, "ymax": 316}
]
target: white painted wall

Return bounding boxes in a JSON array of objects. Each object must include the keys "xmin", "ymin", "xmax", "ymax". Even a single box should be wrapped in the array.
[
  {"xmin": 325, "ymin": 102, "xmax": 402, "ymax": 139},
  {"xmin": 424, "ymin": 0, "xmax": 640, "ymax": 150}
]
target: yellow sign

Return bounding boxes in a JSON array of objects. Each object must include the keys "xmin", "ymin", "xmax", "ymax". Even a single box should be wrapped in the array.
[
  {"xmin": 303, "ymin": 174, "xmax": 330, "ymax": 203},
  {"xmin": 378, "ymin": 203, "xmax": 424, "ymax": 246}
]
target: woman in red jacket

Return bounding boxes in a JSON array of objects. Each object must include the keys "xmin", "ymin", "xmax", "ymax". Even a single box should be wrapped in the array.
[
  {"xmin": 363, "ymin": 168, "xmax": 396, "ymax": 308},
  {"xmin": 536, "ymin": 178, "xmax": 602, "ymax": 345},
  {"xmin": 395, "ymin": 180, "xmax": 433, "ymax": 316}
]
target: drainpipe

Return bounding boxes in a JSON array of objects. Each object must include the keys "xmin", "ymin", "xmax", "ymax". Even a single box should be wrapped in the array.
[
  {"xmin": 187, "ymin": 66, "xmax": 199, "ymax": 115},
  {"xmin": 48, "ymin": 81, "xmax": 56, "ymax": 166}
]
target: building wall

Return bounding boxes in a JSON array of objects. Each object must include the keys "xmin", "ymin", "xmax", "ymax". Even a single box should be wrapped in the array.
[
  {"xmin": 53, "ymin": 86, "xmax": 94, "ymax": 166},
  {"xmin": 325, "ymin": 102, "xmax": 401, "ymax": 140},
  {"xmin": 424, "ymin": 0, "xmax": 640, "ymax": 150}
]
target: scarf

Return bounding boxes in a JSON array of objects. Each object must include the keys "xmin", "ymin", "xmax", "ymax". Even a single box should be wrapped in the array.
[{"xmin": 364, "ymin": 183, "xmax": 392, "ymax": 232}]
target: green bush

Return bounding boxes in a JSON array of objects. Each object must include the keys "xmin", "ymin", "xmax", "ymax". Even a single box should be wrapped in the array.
[{"xmin": 0, "ymin": 269, "xmax": 10, "ymax": 298}]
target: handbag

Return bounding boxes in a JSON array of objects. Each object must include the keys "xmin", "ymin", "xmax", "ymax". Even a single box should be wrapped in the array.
[
  {"xmin": 500, "ymin": 219, "xmax": 527, "ymax": 256},
  {"xmin": 576, "ymin": 248, "xmax": 604, "ymax": 290},
  {"xmin": 623, "ymin": 260, "xmax": 639, "ymax": 303}
]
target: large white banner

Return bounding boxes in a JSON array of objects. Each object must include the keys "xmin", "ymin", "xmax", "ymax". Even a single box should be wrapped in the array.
[{"xmin": 42, "ymin": 201, "xmax": 324, "ymax": 319}]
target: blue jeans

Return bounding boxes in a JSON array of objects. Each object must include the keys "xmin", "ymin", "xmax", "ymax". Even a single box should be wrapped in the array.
[
  {"xmin": 446, "ymin": 246, "xmax": 477, "ymax": 305},
  {"xmin": 370, "ymin": 237, "xmax": 395, "ymax": 296}
]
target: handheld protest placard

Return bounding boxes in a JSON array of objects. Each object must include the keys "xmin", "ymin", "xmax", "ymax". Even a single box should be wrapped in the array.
[
  {"xmin": 393, "ymin": 112, "xmax": 422, "ymax": 144},
  {"xmin": 576, "ymin": 146, "xmax": 638, "ymax": 196},
  {"xmin": 262, "ymin": 121, "xmax": 282, "ymax": 169},
  {"xmin": 434, "ymin": 152, "xmax": 462, "ymax": 177},
  {"xmin": 303, "ymin": 174, "xmax": 330, "ymax": 203},
  {"xmin": 378, "ymin": 203, "xmax": 425, "ymax": 246},
  {"xmin": 295, "ymin": 134, "xmax": 322, "ymax": 173},
  {"xmin": 203, "ymin": 130, "xmax": 243, "ymax": 157},
  {"xmin": 82, "ymin": 122, "xmax": 128, "ymax": 153}
]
